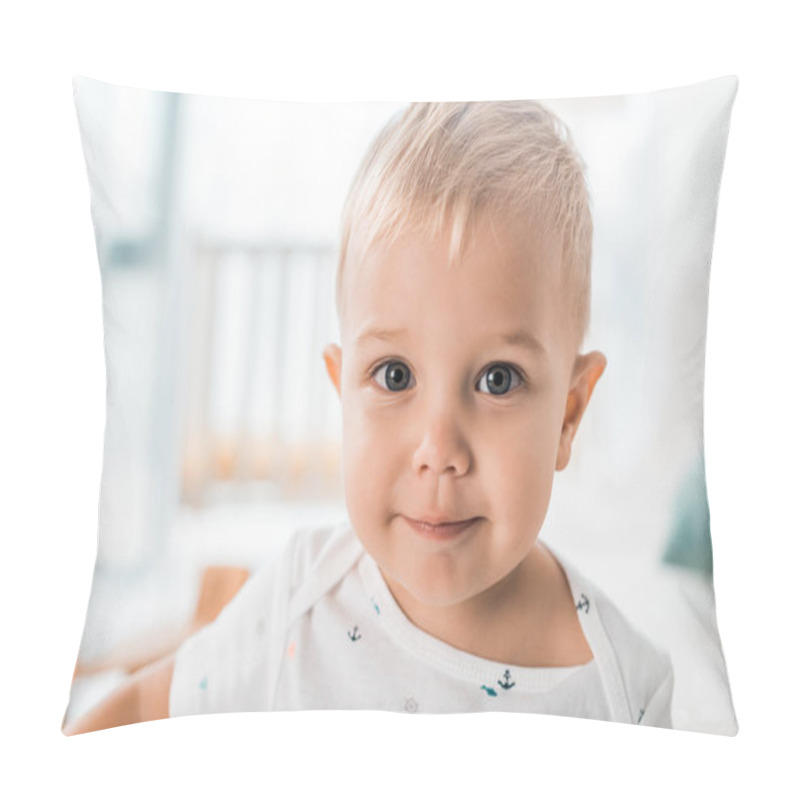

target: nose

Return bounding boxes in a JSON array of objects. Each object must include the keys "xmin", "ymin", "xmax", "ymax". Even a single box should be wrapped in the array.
[{"xmin": 411, "ymin": 404, "xmax": 472, "ymax": 478}]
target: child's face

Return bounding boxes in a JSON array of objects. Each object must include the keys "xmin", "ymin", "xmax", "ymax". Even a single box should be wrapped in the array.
[{"xmin": 324, "ymin": 213, "xmax": 605, "ymax": 612}]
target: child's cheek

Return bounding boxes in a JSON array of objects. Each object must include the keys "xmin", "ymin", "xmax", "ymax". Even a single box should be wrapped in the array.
[
  {"xmin": 482, "ymin": 410, "xmax": 557, "ymax": 499},
  {"xmin": 341, "ymin": 395, "xmax": 402, "ymax": 482}
]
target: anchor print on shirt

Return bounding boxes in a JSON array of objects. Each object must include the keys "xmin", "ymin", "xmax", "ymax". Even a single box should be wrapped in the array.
[
  {"xmin": 481, "ymin": 669, "xmax": 516, "ymax": 697},
  {"xmin": 497, "ymin": 669, "xmax": 515, "ymax": 690},
  {"xmin": 347, "ymin": 625, "xmax": 362, "ymax": 641},
  {"xmin": 576, "ymin": 593, "xmax": 590, "ymax": 613}
]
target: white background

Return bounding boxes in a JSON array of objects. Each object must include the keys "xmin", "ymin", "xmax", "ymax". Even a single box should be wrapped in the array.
[{"xmin": 1, "ymin": 1, "xmax": 797, "ymax": 797}]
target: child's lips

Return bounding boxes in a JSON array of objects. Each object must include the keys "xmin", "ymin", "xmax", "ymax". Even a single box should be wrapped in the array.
[{"xmin": 401, "ymin": 515, "xmax": 480, "ymax": 541}]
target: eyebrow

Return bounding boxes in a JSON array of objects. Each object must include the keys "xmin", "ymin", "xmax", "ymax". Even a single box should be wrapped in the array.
[
  {"xmin": 354, "ymin": 325, "xmax": 546, "ymax": 356},
  {"xmin": 354, "ymin": 326, "xmax": 410, "ymax": 347},
  {"xmin": 495, "ymin": 329, "xmax": 547, "ymax": 356}
]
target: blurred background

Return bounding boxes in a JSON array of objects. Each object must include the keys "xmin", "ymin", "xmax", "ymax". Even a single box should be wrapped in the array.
[{"xmin": 66, "ymin": 76, "xmax": 736, "ymax": 733}]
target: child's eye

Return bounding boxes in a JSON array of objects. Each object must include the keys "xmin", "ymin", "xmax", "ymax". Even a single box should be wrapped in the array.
[
  {"xmin": 477, "ymin": 364, "xmax": 524, "ymax": 396},
  {"xmin": 373, "ymin": 360, "xmax": 415, "ymax": 392}
]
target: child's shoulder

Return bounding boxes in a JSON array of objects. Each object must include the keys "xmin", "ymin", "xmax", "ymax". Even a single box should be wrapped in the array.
[
  {"xmin": 170, "ymin": 521, "xmax": 364, "ymax": 717},
  {"xmin": 548, "ymin": 547, "xmax": 674, "ymax": 703},
  {"xmin": 217, "ymin": 520, "xmax": 360, "ymax": 624},
  {"xmin": 279, "ymin": 519, "xmax": 364, "ymax": 609}
]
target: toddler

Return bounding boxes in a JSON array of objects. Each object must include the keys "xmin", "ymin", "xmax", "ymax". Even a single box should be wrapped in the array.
[{"xmin": 65, "ymin": 100, "xmax": 674, "ymax": 733}]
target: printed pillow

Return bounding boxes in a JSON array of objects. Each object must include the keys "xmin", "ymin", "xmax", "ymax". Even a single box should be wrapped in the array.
[{"xmin": 64, "ymin": 75, "xmax": 738, "ymax": 736}]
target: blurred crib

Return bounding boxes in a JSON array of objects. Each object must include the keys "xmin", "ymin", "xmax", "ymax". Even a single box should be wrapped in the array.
[{"xmin": 180, "ymin": 239, "xmax": 343, "ymax": 508}]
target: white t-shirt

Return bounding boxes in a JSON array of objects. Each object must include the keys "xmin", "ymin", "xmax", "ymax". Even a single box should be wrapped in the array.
[{"xmin": 170, "ymin": 521, "xmax": 674, "ymax": 727}]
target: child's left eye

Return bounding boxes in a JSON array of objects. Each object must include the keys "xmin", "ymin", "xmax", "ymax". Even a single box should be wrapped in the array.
[{"xmin": 477, "ymin": 364, "xmax": 524, "ymax": 396}]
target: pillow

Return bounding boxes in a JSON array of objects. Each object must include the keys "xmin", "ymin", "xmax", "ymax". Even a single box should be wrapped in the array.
[{"xmin": 64, "ymin": 75, "xmax": 738, "ymax": 736}]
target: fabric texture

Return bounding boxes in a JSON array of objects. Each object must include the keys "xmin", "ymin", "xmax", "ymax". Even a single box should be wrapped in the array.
[{"xmin": 170, "ymin": 522, "xmax": 674, "ymax": 726}]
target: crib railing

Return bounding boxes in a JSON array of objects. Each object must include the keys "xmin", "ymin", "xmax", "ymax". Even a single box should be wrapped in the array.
[{"xmin": 180, "ymin": 239, "xmax": 343, "ymax": 507}]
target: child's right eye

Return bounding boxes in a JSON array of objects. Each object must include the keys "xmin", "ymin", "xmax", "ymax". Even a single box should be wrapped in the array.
[{"xmin": 373, "ymin": 360, "xmax": 414, "ymax": 392}]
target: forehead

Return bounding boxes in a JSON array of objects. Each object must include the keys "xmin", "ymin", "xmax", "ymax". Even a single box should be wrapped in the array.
[{"xmin": 342, "ymin": 214, "xmax": 565, "ymax": 347}]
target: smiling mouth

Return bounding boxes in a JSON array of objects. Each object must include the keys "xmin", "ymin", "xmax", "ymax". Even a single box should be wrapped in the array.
[{"xmin": 401, "ymin": 515, "xmax": 480, "ymax": 541}]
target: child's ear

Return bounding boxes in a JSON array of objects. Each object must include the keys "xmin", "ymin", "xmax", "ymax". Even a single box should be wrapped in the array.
[
  {"xmin": 323, "ymin": 344, "xmax": 343, "ymax": 397},
  {"xmin": 555, "ymin": 351, "xmax": 606, "ymax": 471}
]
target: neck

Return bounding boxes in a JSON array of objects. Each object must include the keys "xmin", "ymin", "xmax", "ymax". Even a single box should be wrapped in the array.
[{"xmin": 382, "ymin": 543, "xmax": 563, "ymax": 667}]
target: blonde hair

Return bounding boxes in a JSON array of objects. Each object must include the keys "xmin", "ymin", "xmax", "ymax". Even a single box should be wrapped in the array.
[{"xmin": 337, "ymin": 100, "xmax": 593, "ymax": 347}]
